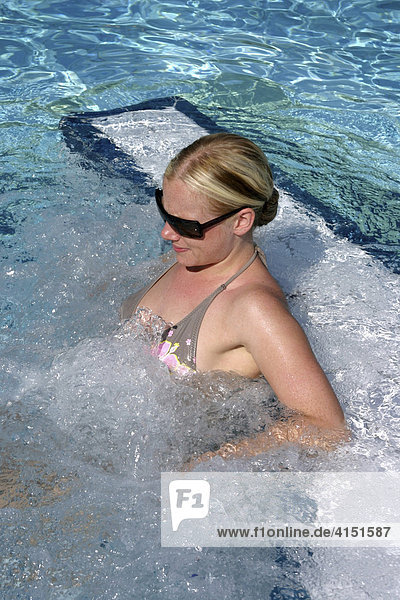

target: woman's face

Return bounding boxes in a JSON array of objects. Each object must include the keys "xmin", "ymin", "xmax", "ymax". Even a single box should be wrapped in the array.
[{"xmin": 160, "ymin": 178, "xmax": 237, "ymax": 268}]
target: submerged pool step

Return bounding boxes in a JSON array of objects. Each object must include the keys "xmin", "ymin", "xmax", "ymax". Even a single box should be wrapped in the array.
[
  {"xmin": 59, "ymin": 96, "xmax": 224, "ymax": 190},
  {"xmin": 59, "ymin": 96, "xmax": 398, "ymax": 272}
]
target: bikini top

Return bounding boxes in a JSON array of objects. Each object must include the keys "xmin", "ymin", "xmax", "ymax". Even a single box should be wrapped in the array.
[{"xmin": 120, "ymin": 247, "xmax": 263, "ymax": 375}]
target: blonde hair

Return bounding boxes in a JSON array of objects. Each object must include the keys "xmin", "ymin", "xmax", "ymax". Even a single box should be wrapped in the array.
[{"xmin": 164, "ymin": 132, "xmax": 279, "ymax": 227}]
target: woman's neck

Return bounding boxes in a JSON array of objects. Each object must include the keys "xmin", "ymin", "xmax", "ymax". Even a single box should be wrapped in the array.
[{"xmin": 183, "ymin": 238, "xmax": 256, "ymax": 280}]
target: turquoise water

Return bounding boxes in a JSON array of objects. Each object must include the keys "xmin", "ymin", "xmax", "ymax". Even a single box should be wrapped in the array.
[
  {"xmin": 1, "ymin": 0, "xmax": 400, "ymax": 268},
  {"xmin": 1, "ymin": 1, "xmax": 400, "ymax": 599}
]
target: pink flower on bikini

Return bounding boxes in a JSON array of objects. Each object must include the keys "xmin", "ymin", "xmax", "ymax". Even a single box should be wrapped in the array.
[
  {"xmin": 186, "ymin": 338, "xmax": 191, "ymax": 345},
  {"xmin": 151, "ymin": 340, "xmax": 192, "ymax": 376}
]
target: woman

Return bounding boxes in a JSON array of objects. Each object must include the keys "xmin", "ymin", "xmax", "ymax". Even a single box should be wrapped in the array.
[{"xmin": 121, "ymin": 132, "xmax": 348, "ymax": 462}]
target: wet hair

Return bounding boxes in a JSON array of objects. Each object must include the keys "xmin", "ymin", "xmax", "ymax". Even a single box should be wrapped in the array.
[{"xmin": 164, "ymin": 132, "xmax": 279, "ymax": 227}]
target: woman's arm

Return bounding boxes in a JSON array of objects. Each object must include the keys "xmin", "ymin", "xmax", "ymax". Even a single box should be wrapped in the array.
[
  {"xmin": 187, "ymin": 416, "xmax": 350, "ymax": 468},
  {"xmin": 242, "ymin": 289, "xmax": 346, "ymax": 428},
  {"xmin": 188, "ymin": 289, "xmax": 349, "ymax": 468}
]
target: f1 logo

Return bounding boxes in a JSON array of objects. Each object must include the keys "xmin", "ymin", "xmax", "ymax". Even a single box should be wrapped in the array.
[{"xmin": 169, "ymin": 480, "xmax": 211, "ymax": 531}]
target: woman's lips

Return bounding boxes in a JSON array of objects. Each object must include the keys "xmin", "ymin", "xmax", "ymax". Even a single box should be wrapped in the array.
[{"xmin": 172, "ymin": 245, "xmax": 189, "ymax": 252}]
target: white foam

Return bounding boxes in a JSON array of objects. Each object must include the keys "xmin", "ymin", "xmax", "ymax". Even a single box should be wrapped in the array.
[
  {"xmin": 2, "ymin": 112, "xmax": 399, "ymax": 598},
  {"xmin": 92, "ymin": 106, "xmax": 210, "ymax": 185}
]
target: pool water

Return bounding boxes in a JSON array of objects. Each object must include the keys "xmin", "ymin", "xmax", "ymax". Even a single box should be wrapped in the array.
[{"xmin": 1, "ymin": 1, "xmax": 399, "ymax": 598}]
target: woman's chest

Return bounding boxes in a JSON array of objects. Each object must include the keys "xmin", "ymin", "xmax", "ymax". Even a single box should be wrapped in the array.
[
  {"xmin": 140, "ymin": 269, "xmax": 221, "ymax": 324},
  {"xmin": 196, "ymin": 313, "xmax": 260, "ymax": 377}
]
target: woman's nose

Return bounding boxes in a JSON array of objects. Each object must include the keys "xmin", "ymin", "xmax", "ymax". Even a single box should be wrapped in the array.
[{"xmin": 161, "ymin": 221, "xmax": 180, "ymax": 241}]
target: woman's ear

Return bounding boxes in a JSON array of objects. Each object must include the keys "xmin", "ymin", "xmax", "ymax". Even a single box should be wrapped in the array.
[{"xmin": 233, "ymin": 208, "xmax": 255, "ymax": 236}]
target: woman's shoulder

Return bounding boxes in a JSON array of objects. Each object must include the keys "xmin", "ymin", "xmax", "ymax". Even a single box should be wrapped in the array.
[
  {"xmin": 228, "ymin": 268, "xmax": 290, "ymax": 328},
  {"xmin": 234, "ymin": 260, "xmax": 287, "ymax": 306}
]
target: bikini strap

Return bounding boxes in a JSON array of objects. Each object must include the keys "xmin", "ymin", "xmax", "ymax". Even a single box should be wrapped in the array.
[
  {"xmin": 185, "ymin": 246, "xmax": 260, "ymax": 364},
  {"xmin": 219, "ymin": 246, "xmax": 260, "ymax": 291}
]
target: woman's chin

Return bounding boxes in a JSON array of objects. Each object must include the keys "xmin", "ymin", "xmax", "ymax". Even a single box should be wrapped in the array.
[
  {"xmin": 174, "ymin": 253, "xmax": 208, "ymax": 271},
  {"xmin": 173, "ymin": 248, "xmax": 198, "ymax": 264}
]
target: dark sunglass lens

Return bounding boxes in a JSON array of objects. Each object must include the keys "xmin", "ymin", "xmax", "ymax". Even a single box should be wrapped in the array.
[
  {"xmin": 154, "ymin": 188, "xmax": 204, "ymax": 239},
  {"xmin": 173, "ymin": 221, "xmax": 197, "ymax": 238},
  {"xmin": 189, "ymin": 225, "xmax": 202, "ymax": 238}
]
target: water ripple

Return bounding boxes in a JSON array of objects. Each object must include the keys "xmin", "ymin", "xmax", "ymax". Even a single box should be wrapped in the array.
[
  {"xmin": 0, "ymin": 0, "xmax": 399, "ymax": 266},
  {"xmin": 1, "ymin": 0, "xmax": 399, "ymax": 110}
]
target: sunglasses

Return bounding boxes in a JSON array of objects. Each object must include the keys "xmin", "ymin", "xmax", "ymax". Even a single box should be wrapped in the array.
[{"xmin": 155, "ymin": 189, "xmax": 248, "ymax": 239}]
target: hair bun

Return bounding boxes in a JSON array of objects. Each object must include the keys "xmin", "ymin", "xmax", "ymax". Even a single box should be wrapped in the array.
[{"xmin": 256, "ymin": 187, "xmax": 279, "ymax": 227}]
